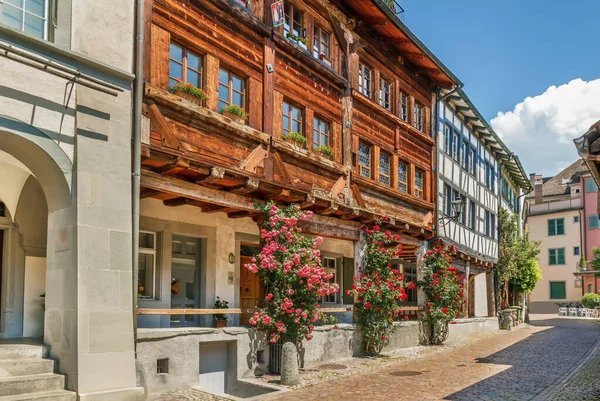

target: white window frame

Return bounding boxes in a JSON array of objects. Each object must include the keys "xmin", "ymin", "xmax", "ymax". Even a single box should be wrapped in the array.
[
  {"xmin": 138, "ymin": 230, "xmax": 157, "ymax": 300},
  {"xmin": 1, "ymin": 0, "xmax": 50, "ymax": 40},
  {"xmin": 321, "ymin": 257, "xmax": 338, "ymax": 304}
]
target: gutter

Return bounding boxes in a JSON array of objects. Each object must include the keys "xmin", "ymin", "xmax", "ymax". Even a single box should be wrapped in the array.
[{"xmin": 132, "ymin": 0, "xmax": 145, "ymax": 353}]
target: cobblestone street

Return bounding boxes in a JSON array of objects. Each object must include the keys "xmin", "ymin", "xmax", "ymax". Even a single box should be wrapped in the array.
[{"xmin": 266, "ymin": 316, "xmax": 600, "ymax": 401}]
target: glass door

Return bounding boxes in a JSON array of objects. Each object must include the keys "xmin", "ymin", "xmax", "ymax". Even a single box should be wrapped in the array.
[{"xmin": 170, "ymin": 236, "xmax": 200, "ymax": 327}]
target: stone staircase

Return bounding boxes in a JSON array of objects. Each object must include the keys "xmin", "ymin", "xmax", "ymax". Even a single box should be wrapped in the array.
[{"xmin": 0, "ymin": 343, "xmax": 75, "ymax": 400}]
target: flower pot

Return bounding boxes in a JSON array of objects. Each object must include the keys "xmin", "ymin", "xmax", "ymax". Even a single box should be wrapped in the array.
[
  {"xmin": 223, "ymin": 110, "xmax": 246, "ymax": 124},
  {"xmin": 316, "ymin": 151, "xmax": 333, "ymax": 160},
  {"xmin": 174, "ymin": 90, "xmax": 203, "ymax": 106},
  {"xmin": 284, "ymin": 137, "xmax": 305, "ymax": 149},
  {"xmin": 321, "ymin": 58, "xmax": 332, "ymax": 67},
  {"xmin": 215, "ymin": 319, "xmax": 228, "ymax": 328}
]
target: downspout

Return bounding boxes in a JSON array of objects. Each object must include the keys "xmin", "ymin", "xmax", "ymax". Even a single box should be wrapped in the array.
[
  {"xmin": 132, "ymin": 0, "xmax": 145, "ymax": 354},
  {"xmin": 579, "ymin": 208, "xmax": 584, "ymax": 297}
]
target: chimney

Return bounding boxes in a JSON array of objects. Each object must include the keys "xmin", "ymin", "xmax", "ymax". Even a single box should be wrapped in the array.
[{"xmin": 534, "ymin": 174, "xmax": 543, "ymax": 205}]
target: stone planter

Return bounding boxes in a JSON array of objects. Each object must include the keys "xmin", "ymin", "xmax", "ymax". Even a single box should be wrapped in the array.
[
  {"xmin": 214, "ymin": 319, "xmax": 228, "ymax": 328},
  {"xmin": 223, "ymin": 110, "xmax": 246, "ymax": 124},
  {"xmin": 500, "ymin": 309, "xmax": 513, "ymax": 331},
  {"xmin": 174, "ymin": 90, "xmax": 203, "ymax": 106},
  {"xmin": 419, "ymin": 320, "xmax": 449, "ymax": 345}
]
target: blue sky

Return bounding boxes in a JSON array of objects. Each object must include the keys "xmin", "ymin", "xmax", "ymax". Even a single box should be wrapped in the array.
[{"xmin": 400, "ymin": 0, "xmax": 600, "ymax": 176}]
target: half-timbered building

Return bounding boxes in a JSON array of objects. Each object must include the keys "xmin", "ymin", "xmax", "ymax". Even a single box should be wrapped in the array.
[
  {"xmin": 436, "ymin": 88, "xmax": 530, "ymax": 318},
  {"xmin": 135, "ymin": 0, "xmax": 462, "ymax": 396}
]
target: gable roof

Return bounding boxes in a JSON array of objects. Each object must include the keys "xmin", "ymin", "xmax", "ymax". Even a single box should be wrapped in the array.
[{"xmin": 529, "ymin": 159, "xmax": 589, "ymax": 198}]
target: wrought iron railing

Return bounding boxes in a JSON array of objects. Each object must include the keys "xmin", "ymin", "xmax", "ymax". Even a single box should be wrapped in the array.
[{"xmin": 381, "ymin": 0, "xmax": 405, "ymax": 22}]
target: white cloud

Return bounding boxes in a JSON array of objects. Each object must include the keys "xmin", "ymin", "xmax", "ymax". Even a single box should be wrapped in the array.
[{"xmin": 491, "ymin": 78, "xmax": 600, "ymax": 177}]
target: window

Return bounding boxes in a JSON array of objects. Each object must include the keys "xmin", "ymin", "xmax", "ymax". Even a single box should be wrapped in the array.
[
  {"xmin": 379, "ymin": 153, "xmax": 391, "ymax": 186},
  {"xmin": 549, "ymin": 282, "xmax": 566, "ymax": 299},
  {"xmin": 588, "ymin": 283, "xmax": 593, "ymax": 294},
  {"xmin": 283, "ymin": 101, "xmax": 302, "ymax": 136},
  {"xmin": 322, "ymin": 258, "xmax": 337, "ymax": 303},
  {"xmin": 0, "ymin": 202, "xmax": 5, "ymax": 217},
  {"xmin": 469, "ymin": 200, "xmax": 476, "ymax": 230},
  {"xmin": 157, "ymin": 358, "xmax": 169, "ymax": 374},
  {"xmin": 413, "ymin": 103, "xmax": 423, "ymax": 131},
  {"xmin": 444, "ymin": 185, "xmax": 452, "ymax": 216},
  {"xmin": 400, "ymin": 94, "xmax": 408, "ymax": 122},
  {"xmin": 452, "ymin": 132, "xmax": 460, "ymax": 161},
  {"xmin": 313, "ymin": 25, "xmax": 330, "ymax": 60},
  {"xmin": 444, "ymin": 125, "xmax": 452, "ymax": 154},
  {"xmin": 574, "ymin": 246, "xmax": 580, "ymax": 256},
  {"xmin": 470, "ymin": 146, "xmax": 477, "ymax": 175},
  {"xmin": 586, "ymin": 178, "xmax": 598, "ymax": 193},
  {"xmin": 358, "ymin": 143, "xmax": 372, "ymax": 178},
  {"xmin": 461, "ymin": 139, "xmax": 469, "ymax": 170},
  {"xmin": 1, "ymin": 0, "xmax": 48, "ymax": 39},
  {"xmin": 283, "ymin": 2, "xmax": 303, "ymax": 37},
  {"xmin": 138, "ymin": 231, "xmax": 157, "ymax": 300},
  {"xmin": 484, "ymin": 210, "xmax": 495, "ymax": 238},
  {"xmin": 414, "ymin": 169, "xmax": 424, "ymax": 199},
  {"xmin": 218, "ymin": 68, "xmax": 246, "ymax": 112},
  {"xmin": 169, "ymin": 43, "xmax": 202, "ymax": 88},
  {"xmin": 588, "ymin": 215, "xmax": 600, "ymax": 229},
  {"xmin": 549, "ymin": 248, "xmax": 566, "ymax": 265},
  {"xmin": 485, "ymin": 161, "xmax": 493, "ymax": 189},
  {"xmin": 379, "ymin": 78, "xmax": 391, "ymax": 111},
  {"xmin": 397, "ymin": 162, "xmax": 408, "ymax": 193},
  {"xmin": 548, "ymin": 218, "xmax": 565, "ymax": 236},
  {"xmin": 358, "ymin": 63, "xmax": 372, "ymax": 98},
  {"xmin": 391, "ymin": 262, "xmax": 417, "ymax": 304},
  {"xmin": 312, "ymin": 117, "xmax": 329, "ymax": 149},
  {"xmin": 490, "ymin": 166, "xmax": 496, "ymax": 192},
  {"xmin": 574, "ymin": 216, "xmax": 580, "ymax": 223}
]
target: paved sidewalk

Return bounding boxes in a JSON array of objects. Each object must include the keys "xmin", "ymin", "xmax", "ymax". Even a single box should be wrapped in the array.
[{"xmin": 267, "ymin": 316, "xmax": 600, "ymax": 401}]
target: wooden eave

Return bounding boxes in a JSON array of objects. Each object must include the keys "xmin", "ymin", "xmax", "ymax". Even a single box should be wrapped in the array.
[{"xmin": 341, "ymin": 0, "xmax": 458, "ymax": 88}]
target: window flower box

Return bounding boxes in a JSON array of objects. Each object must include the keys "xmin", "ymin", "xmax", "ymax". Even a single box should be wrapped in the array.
[
  {"xmin": 319, "ymin": 53, "xmax": 332, "ymax": 67},
  {"xmin": 283, "ymin": 131, "xmax": 307, "ymax": 149},
  {"xmin": 170, "ymin": 80, "xmax": 207, "ymax": 106},
  {"xmin": 314, "ymin": 145, "xmax": 334, "ymax": 160},
  {"xmin": 220, "ymin": 105, "xmax": 248, "ymax": 124},
  {"xmin": 286, "ymin": 32, "xmax": 309, "ymax": 52}
]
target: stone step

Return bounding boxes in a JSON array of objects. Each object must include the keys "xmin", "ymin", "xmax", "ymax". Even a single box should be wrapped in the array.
[
  {"xmin": 0, "ymin": 390, "xmax": 76, "ymax": 401},
  {"xmin": 0, "ymin": 374, "xmax": 64, "ymax": 397},
  {"xmin": 0, "ymin": 360, "xmax": 55, "ymax": 377},
  {"xmin": 0, "ymin": 345, "xmax": 46, "ymax": 361}
]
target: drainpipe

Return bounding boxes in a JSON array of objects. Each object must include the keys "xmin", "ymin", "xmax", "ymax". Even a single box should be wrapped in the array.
[
  {"xmin": 132, "ymin": 0, "xmax": 145, "ymax": 353},
  {"xmin": 579, "ymin": 209, "xmax": 584, "ymax": 297}
]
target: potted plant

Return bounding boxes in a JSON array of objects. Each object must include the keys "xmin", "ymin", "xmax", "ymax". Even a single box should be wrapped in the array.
[
  {"xmin": 318, "ymin": 53, "xmax": 332, "ymax": 67},
  {"xmin": 220, "ymin": 104, "xmax": 248, "ymax": 124},
  {"xmin": 283, "ymin": 131, "xmax": 307, "ymax": 148},
  {"xmin": 579, "ymin": 256, "xmax": 588, "ymax": 272},
  {"xmin": 285, "ymin": 32, "xmax": 309, "ymax": 51},
  {"xmin": 213, "ymin": 296, "xmax": 229, "ymax": 328},
  {"xmin": 169, "ymin": 79, "xmax": 208, "ymax": 106},
  {"xmin": 314, "ymin": 145, "xmax": 334, "ymax": 160}
]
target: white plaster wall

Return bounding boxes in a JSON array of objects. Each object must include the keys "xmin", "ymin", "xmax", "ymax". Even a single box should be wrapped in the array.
[
  {"xmin": 23, "ymin": 256, "xmax": 46, "ymax": 337},
  {"xmin": 473, "ymin": 273, "xmax": 488, "ymax": 317}
]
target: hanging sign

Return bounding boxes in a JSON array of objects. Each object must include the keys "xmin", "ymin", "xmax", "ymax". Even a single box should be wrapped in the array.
[{"xmin": 272, "ymin": 1, "xmax": 284, "ymax": 27}]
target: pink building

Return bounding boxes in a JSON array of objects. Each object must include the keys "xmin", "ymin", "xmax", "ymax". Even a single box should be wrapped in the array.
[{"xmin": 579, "ymin": 175, "xmax": 600, "ymax": 294}]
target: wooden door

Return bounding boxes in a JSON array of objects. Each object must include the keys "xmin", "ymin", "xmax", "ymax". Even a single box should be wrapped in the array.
[{"xmin": 240, "ymin": 255, "xmax": 265, "ymax": 324}]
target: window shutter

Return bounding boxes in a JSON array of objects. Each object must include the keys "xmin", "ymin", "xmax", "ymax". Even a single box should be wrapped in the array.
[
  {"xmin": 550, "ymin": 282, "xmax": 566, "ymax": 299},
  {"xmin": 558, "ymin": 248, "xmax": 565, "ymax": 265},
  {"xmin": 342, "ymin": 257, "xmax": 355, "ymax": 305},
  {"xmin": 589, "ymin": 215, "xmax": 600, "ymax": 229},
  {"xmin": 557, "ymin": 218, "xmax": 564, "ymax": 235},
  {"xmin": 548, "ymin": 219, "xmax": 556, "ymax": 236},
  {"xmin": 549, "ymin": 249, "xmax": 556, "ymax": 265}
]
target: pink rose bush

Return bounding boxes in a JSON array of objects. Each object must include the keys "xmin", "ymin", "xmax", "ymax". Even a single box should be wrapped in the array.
[
  {"xmin": 245, "ymin": 202, "xmax": 338, "ymax": 344},
  {"xmin": 418, "ymin": 240, "xmax": 463, "ymax": 345},
  {"xmin": 348, "ymin": 219, "xmax": 408, "ymax": 355}
]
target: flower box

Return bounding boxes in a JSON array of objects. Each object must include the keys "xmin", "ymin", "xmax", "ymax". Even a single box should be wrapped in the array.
[
  {"xmin": 316, "ymin": 151, "xmax": 333, "ymax": 160},
  {"xmin": 223, "ymin": 110, "xmax": 246, "ymax": 124},
  {"xmin": 174, "ymin": 90, "xmax": 203, "ymax": 106},
  {"xmin": 284, "ymin": 137, "xmax": 305, "ymax": 149},
  {"xmin": 214, "ymin": 319, "xmax": 228, "ymax": 328}
]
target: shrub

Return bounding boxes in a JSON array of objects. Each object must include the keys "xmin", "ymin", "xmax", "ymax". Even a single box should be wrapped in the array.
[
  {"xmin": 314, "ymin": 145, "xmax": 333, "ymax": 157},
  {"xmin": 169, "ymin": 79, "xmax": 208, "ymax": 101},
  {"xmin": 283, "ymin": 131, "xmax": 307, "ymax": 144},
  {"xmin": 582, "ymin": 293, "xmax": 600, "ymax": 309},
  {"xmin": 244, "ymin": 202, "xmax": 338, "ymax": 344},
  {"xmin": 220, "ymin": 104, "xmax": 248, "ymax": 119},
  {"xmin": 213, "ymin": 296, "xmax": 229, "ymax": 321},
  {"xmin": 348, "ymin": 220, "xmax": 408, "ymax": 355}
]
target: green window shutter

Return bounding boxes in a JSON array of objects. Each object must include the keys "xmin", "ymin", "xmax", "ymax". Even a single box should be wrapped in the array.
[
  {"xmin": 550, "ymin": 282, "xmax": 566, "ymax": 299},
  {"xmin": 557, "ymin": 218, "xmax": 565, "ymax": 235},
  {"xmin": 549, "ymin": 249, "xmax": 557, "ymax": 265},
  {"xmin": 586, "ymin": 179, "xmax": 598, "ymax": 193},
  {"xmin": 342, "ymin": 257, "xmax": 354, "ymax": 305},
  {"xmin": 548, "ymin": 219, "xmax": 556, "ymax": 236},
  {"xmin": 589, "ymin": 215, "xmax": 600, "ymax": 229},
  {"xmin": 557, "ymin": 248, "xmax": 565, "ymax": 264}
]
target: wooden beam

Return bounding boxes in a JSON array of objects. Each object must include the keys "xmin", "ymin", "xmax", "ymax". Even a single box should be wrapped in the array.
[
  {"xmin": 146, "ymin": 102, "xmax": 181, "ymax": 150},
  {"xmin": 201, "ymin": 0, "xmax": 271, "ymax": 36},
  {"xmin": 155, "ymin": 157, "xmax": 190, "ymax": 175},
  {"xmin": 163, "ymin": 197, "xmax": 197, "ymax": 207},
  {"xmin": 230, "ymin": 177, "xmax": 260, "ymax": 195},
  {"xmin": 197, "ymin": 166, "xmax": 225, "ymax": 186},
  {"xmin": 350, "ymin": 183, "xmax": 366, "ymax": 207},
  {"xmin": 464, "ymin": 115, "xmax": 479, "ymax": 123}
]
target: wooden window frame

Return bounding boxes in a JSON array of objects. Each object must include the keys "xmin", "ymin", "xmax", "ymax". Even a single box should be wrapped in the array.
[
  {"xmin": 312, "ymin": 116, "xmax": 330, "ymax": 149},
  {"xmin": 397, "ymin": 161, "xmax": 408, "ymax": 193},
  {"xmin": 413, "ymin": 103, "xmax": 423, "ymax": 131},
  {"xmin": 461, "ymin": 139, "xmax": 469, "ymax": 170},
  {"xmin": 379, "ymin": 77, "xmax": 392, "ymax": 111},
  {"xmin": 283, "ymin": 2, "xmax": 304, "ymax": 38},
  {"xmin": 379, "ymin": 152, "xmax": 391, "ymax": 186},
  {"xmin": 358, "ymin": 142, "xmax": 372, "ymax": 179},
  {"xmin": 414, "ymin": 168, "xmax": 424, "ymax": 199},
  {"xmin": 169, "ymin": 42, "xmax": 203, "ymax": 88},
  {"xmin": 400, "ymin": 93, "xmax": 408, "ymax": 122},
  {"xmin": 469, "ymin": 200, "xmax": 476, "ymax": 230},
  {"xmin": 282, "ymin": 100, "xmax": 303, "ymax": 137},
  {"xmin": 549, "ymin": 248, "xmax": 565, "ymax": 265},
  {"xmin": 358, "ymin": 63, "xmax": 372, "ymax": 98},
  {"xmin": 138, "ymin": 230, "xmax": 157, "ymax": 300},
  {"xmin": 313, "ymin": 24, "xmax": 330, "ymax": 60},
  {"xmin": 321, "ymin": 257, "xmax": 338, "ymax": 304},
  {"xmin": 218, "ymin": 67, "xmax": 246, "ymax": 112},
  {"xmin": 548, "ymin": 218, "xmax": 565, "ymax": 236}
]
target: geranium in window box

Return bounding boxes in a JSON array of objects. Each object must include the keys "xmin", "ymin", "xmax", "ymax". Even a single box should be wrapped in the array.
[
  {"xmin": 220, "ymin": 104, "xmax": 248, "ymax": 124},
  {"xmin": 314, "ymin": 145, "xmax": 334, "ymax": 160},
  {"xmin": 319, "ymin": 53, "xmax": 332, "ymax": 67},
  {"xmin": 283, "ymin": 131, "xmax": 307, "ymax": 149},
  {"xmin": 169, "ymin": 79, "xmax": 207, "ymax": 106}
]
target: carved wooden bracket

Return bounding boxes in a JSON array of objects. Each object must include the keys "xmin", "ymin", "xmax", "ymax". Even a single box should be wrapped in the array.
[{"xmin": 144, "ymin": 102, "xmax": 182, "ymax": 151}]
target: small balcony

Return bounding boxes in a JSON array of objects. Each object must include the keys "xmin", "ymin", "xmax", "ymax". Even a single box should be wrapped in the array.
[{"xmin": 528, "ymin": 198, "xmax": 582, "ymax": 216}]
